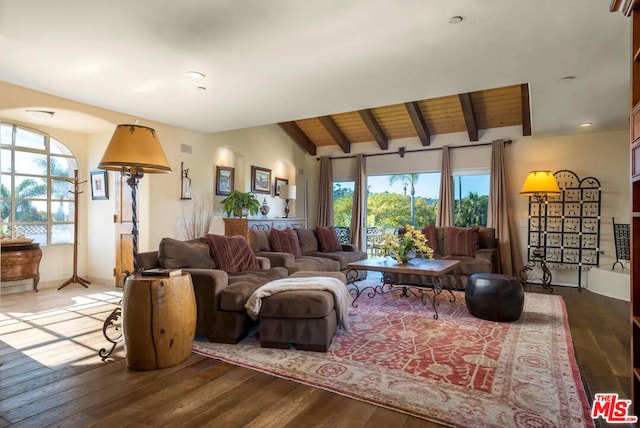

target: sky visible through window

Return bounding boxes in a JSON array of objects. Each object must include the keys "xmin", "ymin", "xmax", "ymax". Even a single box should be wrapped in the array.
[{"xmin": 336, "ymin": 174, "xmax": 490, "ymax": 198}]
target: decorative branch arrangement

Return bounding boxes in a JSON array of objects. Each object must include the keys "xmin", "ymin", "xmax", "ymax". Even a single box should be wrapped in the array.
[{"xmin": 181, "ymin": 195, "xmax": 215, "ymax": 240}]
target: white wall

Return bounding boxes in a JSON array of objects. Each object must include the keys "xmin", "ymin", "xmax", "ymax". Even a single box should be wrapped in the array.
[
  {"xmin": 1, "ymin": 81, "xmax": 630, "ymax": 290},
  {"xmin": 312, "ymin": 126, "xmax": 630, "ymax": 287},
  {"xmin": 0, "ymin": 82, "xmax": 305, "ymax": 287}
]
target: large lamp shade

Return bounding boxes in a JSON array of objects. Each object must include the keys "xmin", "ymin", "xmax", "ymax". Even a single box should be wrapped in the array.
[
  {"xmin": 519, "ymin": 170, "xmax": 560, "ymax": 197},
  {"xmin": 98, "ymin": 124, "xmax": 171, "ymax": 173}
]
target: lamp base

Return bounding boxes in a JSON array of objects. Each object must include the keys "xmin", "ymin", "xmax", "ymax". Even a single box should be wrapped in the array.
[
  {"xmin": 284, "ymin": 199, "xmax": 290, "ymax": 218},
  {"xmin": 519, "ymin": 248, "xmax": 553, "ymax": 292}
]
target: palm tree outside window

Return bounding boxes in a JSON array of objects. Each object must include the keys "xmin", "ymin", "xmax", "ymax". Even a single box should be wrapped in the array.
[{"xmin": 1, "ymin": 124, "xmax": 78, "ymax": 245}]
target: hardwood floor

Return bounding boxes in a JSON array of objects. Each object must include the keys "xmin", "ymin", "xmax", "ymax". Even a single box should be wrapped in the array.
[{"xmin": 0, "ymin": 281, "xmax": 630, "ymax": 427}]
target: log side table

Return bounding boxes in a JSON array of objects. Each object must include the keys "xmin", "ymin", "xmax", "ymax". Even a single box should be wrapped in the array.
[
  {"xmin": 122, "ymin": 273, "xmax": 196, "ymax": 370},
  {"xmin": 1, "ymin": 243, "xmax": 42, "ymax": 292}
]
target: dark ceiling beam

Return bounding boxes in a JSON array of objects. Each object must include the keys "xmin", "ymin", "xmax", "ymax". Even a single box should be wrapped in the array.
[
  {"xmin": 458, "ymin": 93, "xmax": 479, "ymax": 142},
  {"xmin": 521, "ymin": 83, "xmax": 532, "ymax": 136},
  {"xmin": 278, "ymin": 122, "xmax": 317, "ymax": 156},
  {"xmin": 357, "ymin": 109, "xmax": 389, "ymax": 150},
  {"xmin": 609, "ymin": 0, "xmax": 637, "ymax": 15},
  {"xmin": 404, "ymin": 101, "xmax": 431, "ymax": 146},
  {"xmin": 318, "ymin": 116, "xmax": 351, "ymax": 153}
]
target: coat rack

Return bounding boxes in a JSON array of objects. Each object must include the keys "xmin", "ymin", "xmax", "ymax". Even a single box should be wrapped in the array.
[{"xmin": 58, "ymin": 169, "xmax": 91, "ymax": 290}]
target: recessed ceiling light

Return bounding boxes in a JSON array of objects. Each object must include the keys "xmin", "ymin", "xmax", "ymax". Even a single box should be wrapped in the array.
[
  {"xmin": 449, "ymin": 16, "xmax": 463, "ymax": 24},
  {"xmin": 186, "ymin": 71, "xmax": 205, "ymax": 79},
  {"xmin": 580, "ymin": 122, "xmax": 592, "ymax": 127},
  {"xmin": 561, "ymin": 76, "xmax": 576, "ymax": 81},
  {"xmin": 25, "ymin": 109, "xmax": 55, "ymax": 119},
  {"xmin": 196, "ymin": 86, "xmax": 206, "ymax": 92}
]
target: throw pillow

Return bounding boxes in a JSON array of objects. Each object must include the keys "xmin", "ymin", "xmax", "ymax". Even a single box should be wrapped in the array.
[
  {"xmin": 445, "ymin": 227, "xmax": 479, "ymax": 257},
  {"xmin": 269, "ymin": 227, "xmax": 303, "ymax": 257},
  {"xmin": 158, "ymin": 237, "xmax": 215, "ymax": 269},
  {"xmin": 248, "ymin": 229, "xmax": 271, "ymax": 252},
  {"xmin": 205, "ymin": 234, "xmax": 260, "ymax": 273},
  {"xmin": 316, "ymin": 226, "xmax": 342, "ymax": 252},
  {"xmin": 421, "ymin": 224, "xmax": 439, "ymax": 254},
  {"xmin": 295, "ymin": 227, "xmax": 319, "ymax": 253}
]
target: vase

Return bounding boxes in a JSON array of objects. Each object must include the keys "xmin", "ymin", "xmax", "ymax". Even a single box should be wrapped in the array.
[
  {"xmin": 398, "ymin": 249, "xmax": 416, "ymax": 264},
  {"xmin": 259, "ymin": 198, "xmax": 270, "ymax": 218}
]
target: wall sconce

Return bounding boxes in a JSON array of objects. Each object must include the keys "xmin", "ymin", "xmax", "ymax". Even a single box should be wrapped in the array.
[{"xmin": 181, "ymin": 162, "xmax": 192, "ymax": 200}]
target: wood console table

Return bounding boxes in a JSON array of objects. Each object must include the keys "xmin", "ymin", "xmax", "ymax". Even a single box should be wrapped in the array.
[
  {"xmin": 223, "ymin": 217, "xmax": 308, "ymax": 240},
  {"xmin": 1, "ymin": 243, "xmax": 42, "ymax": 292}
]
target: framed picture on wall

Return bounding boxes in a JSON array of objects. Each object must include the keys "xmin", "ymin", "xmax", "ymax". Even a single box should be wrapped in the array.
[
  {"xmin": 251, "ymin": 166, "xmax": 271, "ymax": 194},
  {"xmin": 216, "ymin": 166, "xmax": 234, "ymax": 195},
  {"xmin": 274, "ymin": 177, "xmax": 288, "ymax": 196},
  {"xmin": 90, "ymin": 170, "xmax": 109, "ymax": 200}
]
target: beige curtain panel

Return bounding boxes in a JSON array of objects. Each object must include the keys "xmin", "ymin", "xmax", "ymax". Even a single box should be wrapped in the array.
[
  {"xmin": 317, "ymin": 156, "xmax": 334, "ymax": 227},
  {"xmin": 437, "ymin": 145, "xmax": 453, "ymax": 227},
  {"xmin": 489, "ymin": 139, "xmax": 523, "ymax": 276}
]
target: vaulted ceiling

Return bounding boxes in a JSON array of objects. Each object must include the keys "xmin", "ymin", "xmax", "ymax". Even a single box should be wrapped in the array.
[
  {"xmin": 0, "ymin": 2, "xmax": 630, "ymax": 141},
  {"xmin": 279, "ymin": 84, "xmax": 530, "ymax": 155}
]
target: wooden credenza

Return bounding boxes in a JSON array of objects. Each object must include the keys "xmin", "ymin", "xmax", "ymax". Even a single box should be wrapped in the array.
[
  {"xmin": 223, "ymin": 218, "xmax": 308, "ymax": 240},
  {"xmin": 1, "ymin": 243, "xmax": 42, "ymax": 292}
]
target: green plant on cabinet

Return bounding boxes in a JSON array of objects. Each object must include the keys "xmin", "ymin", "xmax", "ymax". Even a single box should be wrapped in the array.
[{"xmin": 221, "ymin": 190, "xmax": 260, "ymax": 217}]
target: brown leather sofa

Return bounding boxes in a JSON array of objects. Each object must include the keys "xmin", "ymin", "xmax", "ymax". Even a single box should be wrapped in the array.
[{"xmin": 137, "ymin": 237, "xmax": 288, "ymax": 344}]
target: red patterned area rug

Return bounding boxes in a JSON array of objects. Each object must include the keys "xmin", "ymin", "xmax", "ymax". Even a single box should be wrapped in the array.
[{"xmin": 192, "ymin": 290, "xmax": 593, "ymax": 428}]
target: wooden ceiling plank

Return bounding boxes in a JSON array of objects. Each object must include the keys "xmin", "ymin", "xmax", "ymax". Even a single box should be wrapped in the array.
[
  {"xmin": 459, "ymin": 93, "xmax": 479, "ymax": 141},
  {"xmin": 358, "ymin": 109, "xmax": 389, "ymax": 150},
  {"xmin": 404, "ymin": 101, "xmax": 431, "ymax": 146},
  {"xmin": 278, "ymin": 122, "xmax": 317, "ymax": 155},
  {"xmin": 521, "ymin": 83, "xmax": 532, "ymax": 136},
  {"xmin": 319, "ymin": 116, "xmax": 351, "ymax": 153}
]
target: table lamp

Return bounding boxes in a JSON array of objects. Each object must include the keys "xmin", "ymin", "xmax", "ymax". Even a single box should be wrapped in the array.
[
  {"xmin": 279, "ymin": 184, "xmax": 296, "ymax": 218},
  {"xmin": 98, "ymin": 124, "xmax": 171, "ymax": 272}
]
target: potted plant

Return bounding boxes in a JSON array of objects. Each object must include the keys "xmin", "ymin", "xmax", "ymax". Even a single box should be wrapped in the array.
[{"xmin": 221, "ymin": 190, "xmax": 260, "ymax": 217}]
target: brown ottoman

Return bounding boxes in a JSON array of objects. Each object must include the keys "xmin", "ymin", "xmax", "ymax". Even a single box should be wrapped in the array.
[{"xmin": 259, "ymin": 271, "xmax": 346, "ymax": 352}]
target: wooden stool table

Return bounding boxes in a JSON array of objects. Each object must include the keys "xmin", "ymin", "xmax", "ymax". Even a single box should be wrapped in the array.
[{"xmin": 123, "ymin": 273, "xmax": 196, "ymax": 370}]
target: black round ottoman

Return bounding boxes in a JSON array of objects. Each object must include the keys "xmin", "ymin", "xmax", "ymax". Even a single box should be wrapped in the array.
[{"xmin": 465, "ymin": 273, "xmax": 524, "ymax": 322}]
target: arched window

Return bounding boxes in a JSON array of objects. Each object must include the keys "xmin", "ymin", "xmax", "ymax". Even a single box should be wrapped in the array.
[{"xmin": 1, "ymin": 124, "xmax": 78, "ymax": 246}]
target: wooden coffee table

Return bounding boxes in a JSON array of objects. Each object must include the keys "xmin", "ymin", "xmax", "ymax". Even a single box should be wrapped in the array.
[{"xmin": 347, "ymin": 258, "xmax": 460, "ymax": 319}]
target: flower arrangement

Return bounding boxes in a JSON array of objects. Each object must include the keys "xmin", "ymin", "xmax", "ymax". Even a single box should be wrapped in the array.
[{"xmin": 380, "ymin": 225, "xmax": 434, "ymax": 264}]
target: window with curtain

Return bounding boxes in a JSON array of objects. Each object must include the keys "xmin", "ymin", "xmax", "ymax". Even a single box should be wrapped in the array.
[
  {"xmin": 452, "ymin": 173, "xmax": 490, "ymax": 227},
  {"xmin": 1, "ymin": 123, "xmax": 78, "ymax": 245}
]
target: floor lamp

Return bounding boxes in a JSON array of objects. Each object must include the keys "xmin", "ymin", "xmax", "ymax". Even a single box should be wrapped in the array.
[
  {"xmin": 98, "ymin": 124, "xmax": 171, "ymax": 273},
  {"xmin": 518, "ymin": 170, "xmax": 561, "ymax": 291},
  {"xmin": 97, "ymin": 124, "xmax": 171, "ymax": 360}
]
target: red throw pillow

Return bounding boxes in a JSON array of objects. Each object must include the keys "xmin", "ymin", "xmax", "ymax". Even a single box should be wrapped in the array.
[
  {"xmin": 316, "ymin": 226, "xmax": 342, "ymax": 252},
  {"xmin": 269, "ymin": 227, "xmax": 302, "ymax": 257},
  {"xmin": 445, "ymin": 227, "xmax": 479, "ymax": 257},
  {"xmin": 205, "ymin": 234, "xmax": 260, "ymax": 273},
  {"xmin": 421, "ymin": 224, "xmax": 439, "ymax": 254}
]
